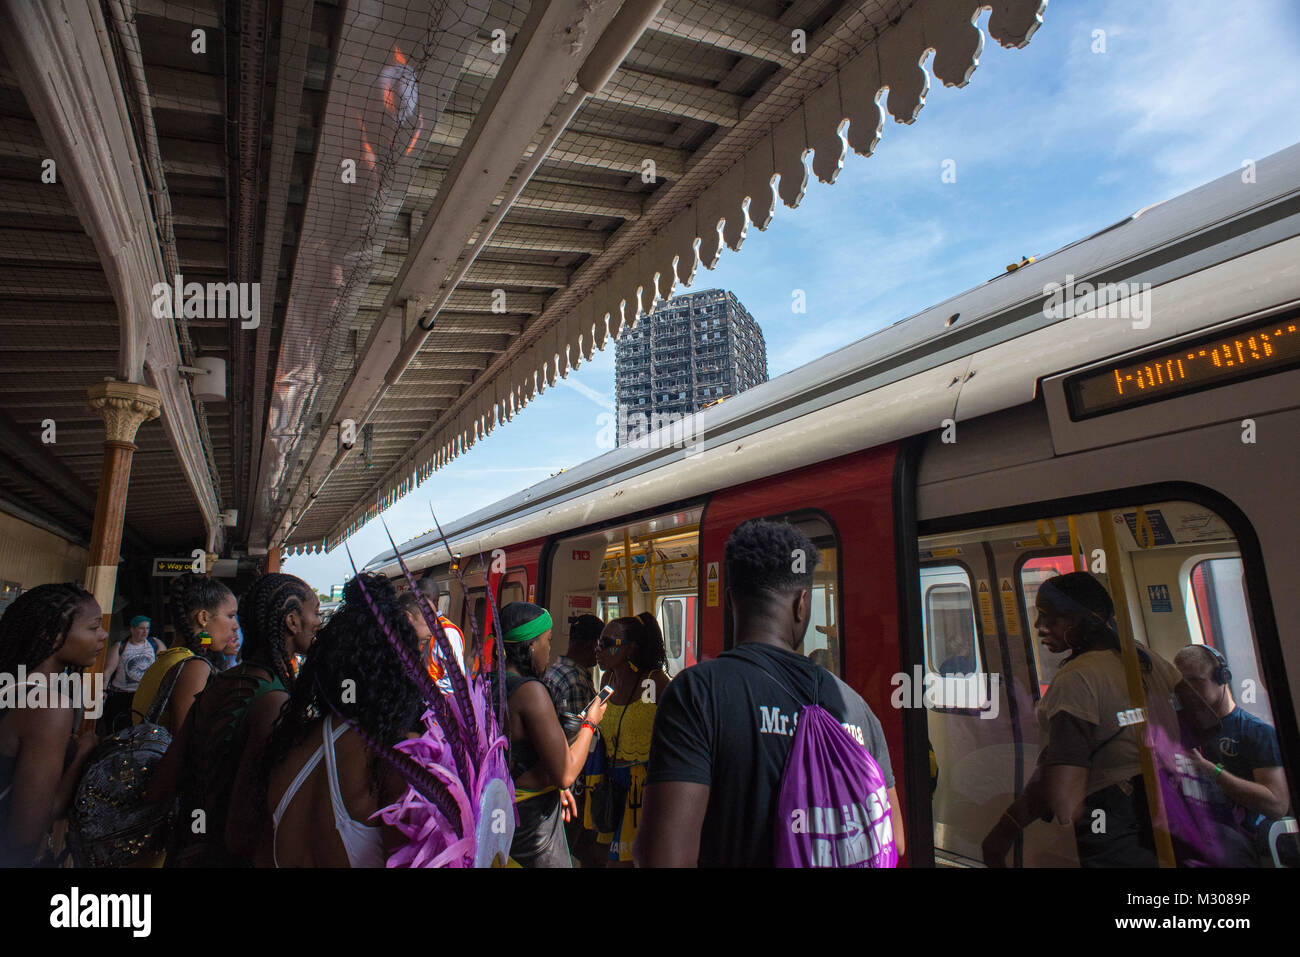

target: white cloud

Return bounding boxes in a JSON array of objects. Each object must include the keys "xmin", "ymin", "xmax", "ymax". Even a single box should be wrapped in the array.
[{"xmin": 555, "ymin": 374, "xmax": 614, "ymax": 409}]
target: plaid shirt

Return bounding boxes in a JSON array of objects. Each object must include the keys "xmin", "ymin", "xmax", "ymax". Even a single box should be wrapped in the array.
[{"xmin": 543, "ymin": 655, "xmax": 596, "ymax": 721}]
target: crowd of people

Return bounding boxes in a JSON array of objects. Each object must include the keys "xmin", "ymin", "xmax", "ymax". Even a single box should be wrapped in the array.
[{"xmin": 0, "ymin": 517, "xmax": 1287, "ymax": 867}]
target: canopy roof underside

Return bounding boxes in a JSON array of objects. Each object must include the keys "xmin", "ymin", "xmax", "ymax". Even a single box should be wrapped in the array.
[{"xmin": 0, "ymin": 0, "xmax": 1046, "ymax": 561}]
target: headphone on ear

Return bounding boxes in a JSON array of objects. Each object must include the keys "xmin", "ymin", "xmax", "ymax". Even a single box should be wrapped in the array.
[{"xmin": 1200, "ymin": 644, "xmax": 1232, "ymax": 686}]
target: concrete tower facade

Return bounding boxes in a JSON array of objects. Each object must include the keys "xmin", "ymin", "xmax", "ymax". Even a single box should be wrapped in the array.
[{"xmin": 614, "ymin": 288, "xmax": 768, "ymax": 446}]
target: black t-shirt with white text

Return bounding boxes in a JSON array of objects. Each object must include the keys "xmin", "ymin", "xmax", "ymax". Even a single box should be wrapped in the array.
[
  {"xmin": 1212, "ymin": 705, "xmax": 1283, "ymax": 839},
  {"xmin": 646, "ymin": 642, "xmax": 893, "ymax": 867}
]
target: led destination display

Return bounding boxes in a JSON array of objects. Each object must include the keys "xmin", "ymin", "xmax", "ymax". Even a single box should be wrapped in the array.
[{"xmin": 1066, "ymin": 315, "xmax": 1300, "ymax": 419}]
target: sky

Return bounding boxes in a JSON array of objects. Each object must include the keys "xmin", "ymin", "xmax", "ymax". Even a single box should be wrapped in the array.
[{"xmin": 286, "ymin": 0, "xmax": 1300, "ymax": 593}]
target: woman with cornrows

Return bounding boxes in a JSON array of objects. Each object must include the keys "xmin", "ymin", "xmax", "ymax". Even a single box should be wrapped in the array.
[
  {"xmin": 500, "ymin": 601, "xmax": 608, "ymax": 867},
  {"xmin": 132, "ymin": 572, "xmax": 237, "ymax": 735},
  {"xmin": 151, "ymin": 573, "xmax": 320, "ymax": 866}
]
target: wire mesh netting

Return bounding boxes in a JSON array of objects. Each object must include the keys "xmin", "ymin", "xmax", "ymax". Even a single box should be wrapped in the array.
[{"xmin": 0, "ymin": 0, "xmax": 1047, "ymax": 557}]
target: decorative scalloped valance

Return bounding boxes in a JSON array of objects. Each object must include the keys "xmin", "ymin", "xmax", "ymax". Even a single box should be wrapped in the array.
[{"xmin": 323, "ymin": 0, "xmax": 1047, "ymax": 551}]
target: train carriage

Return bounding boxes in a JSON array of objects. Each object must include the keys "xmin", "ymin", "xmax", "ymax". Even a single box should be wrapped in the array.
[{"xmin": 367, "ymin": 145, "xmax": 1300, "ymax": 867}]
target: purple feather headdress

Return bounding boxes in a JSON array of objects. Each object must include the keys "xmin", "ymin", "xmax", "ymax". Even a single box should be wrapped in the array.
[{"xmin": 344, "ymin": 535, "xmax": 514, "ymax": 867}]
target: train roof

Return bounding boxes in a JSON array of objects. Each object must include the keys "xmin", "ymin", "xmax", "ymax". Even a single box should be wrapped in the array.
[{"xmin": 366, "ymin": 143, "xmax": 1300, "ymax": 574}]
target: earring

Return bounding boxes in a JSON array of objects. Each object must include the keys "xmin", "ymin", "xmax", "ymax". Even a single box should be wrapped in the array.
[{"xmin": 198, "ymin": 630, "xmax": 213, "ymax": 647}]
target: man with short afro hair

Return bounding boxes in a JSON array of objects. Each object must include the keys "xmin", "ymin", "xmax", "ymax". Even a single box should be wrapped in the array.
[
  {"xmin": 636, "ymin": 518, "xmax": 900, "ymax": 867},
  {"xmin": 724, "ymin": 518, "xmax": 819, "ymax": 600}
]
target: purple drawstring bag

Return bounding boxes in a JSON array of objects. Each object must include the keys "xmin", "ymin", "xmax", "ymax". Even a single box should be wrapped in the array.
[
  {"xmin": 773, "ymin": 704, "xmax": 897, "ymax": 868},
  {"xmin": 728, "ymin": 648, "xmax": 897, "ymax": 868}
]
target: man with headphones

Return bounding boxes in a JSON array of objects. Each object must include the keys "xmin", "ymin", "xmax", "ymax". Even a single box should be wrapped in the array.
[{"xmin": 1174, "ymin": 644, "xmax": 1290, "ymax": 863}]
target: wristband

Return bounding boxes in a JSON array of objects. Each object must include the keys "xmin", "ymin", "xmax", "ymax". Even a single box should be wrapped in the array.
[
  {"xmin": 1214, "ymin": 763, "xmax": 1224, "ymax": 777},
  {"xmin": 582, "ymin": 721, "xmax": 598, "ymax": 734}
]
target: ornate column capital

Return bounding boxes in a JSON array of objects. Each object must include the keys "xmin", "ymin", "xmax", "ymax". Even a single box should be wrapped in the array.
[{"xmin": 87, "ymin": 380, "xmax": 162, "ymax": 444}]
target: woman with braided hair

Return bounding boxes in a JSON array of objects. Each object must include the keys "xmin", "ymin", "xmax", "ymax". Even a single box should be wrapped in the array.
[
  {"xmin": 501, "ymin": 601, "xmax": 608, "ymax": 868},
  {"xmin": 0, "ymin": 583, "xmax": 106, "ymax": 866},
  {"xmin": 593, "ymin": 612, "xmax": 670, "ymax": 865},
  {"xmin": 249, "ymin": 573, "xmax": 427, "ymax": 867},
  {"xmin": 149, "ymin": 572, "xmax": 320, "ymax": 866},
  {"xmin": 131, "ymin": 572, "xmax": 236, "ymax": 736}
]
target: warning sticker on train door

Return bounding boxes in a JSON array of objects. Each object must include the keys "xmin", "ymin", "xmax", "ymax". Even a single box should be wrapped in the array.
[
  {"xmin": 706, "ymin": 562, "xmax": 719, "ymax": 606},
  {"xmin": 976, "ymin": 581, "xmax": 997, "ymax": 636},
  {"xmin": 999, "ymin": 578, "xmax": 1021, "ymax": 635}
]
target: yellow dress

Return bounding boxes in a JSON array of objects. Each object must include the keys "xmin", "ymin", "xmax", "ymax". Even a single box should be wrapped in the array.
[{"xmin": 591, "ymin": 696, "xmax": 657, "ymax": 863}]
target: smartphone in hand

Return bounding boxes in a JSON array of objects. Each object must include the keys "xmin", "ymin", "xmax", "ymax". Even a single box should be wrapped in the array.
[{"xmin": 580, "ymin": 684, "xmax": 615, "ymax": 718}]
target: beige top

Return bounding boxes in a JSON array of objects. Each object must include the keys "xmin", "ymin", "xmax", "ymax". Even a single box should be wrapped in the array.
[{"xmin": 1037, "ymin": 648, "xmax": 1183, "ymax": 795}]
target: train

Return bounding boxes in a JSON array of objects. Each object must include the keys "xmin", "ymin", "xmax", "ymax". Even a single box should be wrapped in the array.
[{"xmin": 366, "ymin": 144, "xmax": 1300, "ymax": 867}]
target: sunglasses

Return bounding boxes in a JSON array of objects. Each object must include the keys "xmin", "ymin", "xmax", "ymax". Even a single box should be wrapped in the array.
[{"xmin": 598, "ymin": 636, "xmax": 625, "ymax": 651}]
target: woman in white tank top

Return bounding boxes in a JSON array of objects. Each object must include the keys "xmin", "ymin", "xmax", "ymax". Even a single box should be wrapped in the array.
[{"xmin": 247, "ymin": 575, "xmax": 427, "ymax": 867}]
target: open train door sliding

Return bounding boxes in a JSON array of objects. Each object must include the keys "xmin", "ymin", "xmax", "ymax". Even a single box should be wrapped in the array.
[{"xmin": 698, "ymin": 442, "xmax": 922, "ymax": 863}]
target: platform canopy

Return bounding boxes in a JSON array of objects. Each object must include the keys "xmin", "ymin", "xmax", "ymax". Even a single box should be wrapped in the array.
[{"xmin": 0, "ymin": 0, "xmax": 1046, "ymax": 561}]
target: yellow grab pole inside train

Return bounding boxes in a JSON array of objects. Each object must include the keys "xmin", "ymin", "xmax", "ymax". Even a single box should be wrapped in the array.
[
  {"xmin": 623, "ymin": 530, "xmax": 635, "ymax": 616},
  {"xmin": 1097, "ymin": 510, "xmax": 1177, "ymax": 868},
  {"xmin": 647, "ymin": 542, "xmax": 657, "ymax": 617},
  {"xmin": 1067, "ymin": 515, "xmax": 1083, "ymax": 572}
]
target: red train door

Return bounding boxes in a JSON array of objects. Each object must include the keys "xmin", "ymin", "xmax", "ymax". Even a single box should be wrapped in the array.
[{"xmin": 698, "ymin": 443, "xmax": 907, "ymax": 855}]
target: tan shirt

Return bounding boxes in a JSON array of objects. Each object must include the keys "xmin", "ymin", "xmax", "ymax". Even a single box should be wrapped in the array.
[{"xmin": 1037, "ymin": 648, "xmax": 1183, "ymax": 795}]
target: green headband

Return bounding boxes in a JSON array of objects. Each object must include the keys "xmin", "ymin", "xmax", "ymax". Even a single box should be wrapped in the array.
[{"xmin": 503, "ymin": 609, "xmax": 553, "ymax": 643}]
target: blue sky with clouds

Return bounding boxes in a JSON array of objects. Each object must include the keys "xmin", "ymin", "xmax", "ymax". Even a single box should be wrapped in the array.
[{"xmin": 286, "ymin": 0, "xmax": 1300, "ymax": 592}]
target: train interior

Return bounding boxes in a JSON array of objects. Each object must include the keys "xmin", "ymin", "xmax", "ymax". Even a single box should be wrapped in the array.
[
  {"xmin": 542, "ymin": 506, "xmax": 842, "ymax": 678},
  {"xmin": 544, "ymin": 507, "xmax": 703, "ymax": 675},
  {"xmin": 918, "ymin": 498, "xmax": 1293, "ymax": 867}
]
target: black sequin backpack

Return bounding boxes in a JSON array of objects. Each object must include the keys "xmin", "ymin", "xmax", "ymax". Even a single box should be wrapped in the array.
[{"xmin": 67, "ymin": 653, "xmax": 211, "ymax": 867}]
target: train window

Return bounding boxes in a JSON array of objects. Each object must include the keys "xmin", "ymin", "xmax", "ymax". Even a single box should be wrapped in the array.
[
  {"xmin": 418, "ymin": 577, "xmax": 452, "ymax": 617},
  {"xmin": 1189, "ymin": 557, "xmax": 1245, "ymax": 648},
  {"xmin": 919, "ymin": 499, "xmax": 1291, "ymax": 868},
  {"xmin": 1184, "ymin": 556, "xmax": 1273, "ymax": 723},
  {"xmin": 548, "ymin": 506, "xmax": 702, "ymax": 671},
  {"xmin": 761, "ymin": 510, "xmax": 840, "ymax": 677},
  {"xmin": 462, "ymin": 588, "xmax": 486, "ymax": 640},
  {"xmin": 659, "ymin": 597, "xmax": 685, "ymax": 661},
  {"xmin": 920, "ymin": 565, "xmax": 990, "ymax": 712},
  {"xmin": 499, "ymin": 571, "xmax": 525, "ymax": 607},
  {"xmin": 923, "ymin": 572, "xmax": 978, "ymax": 676}
]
